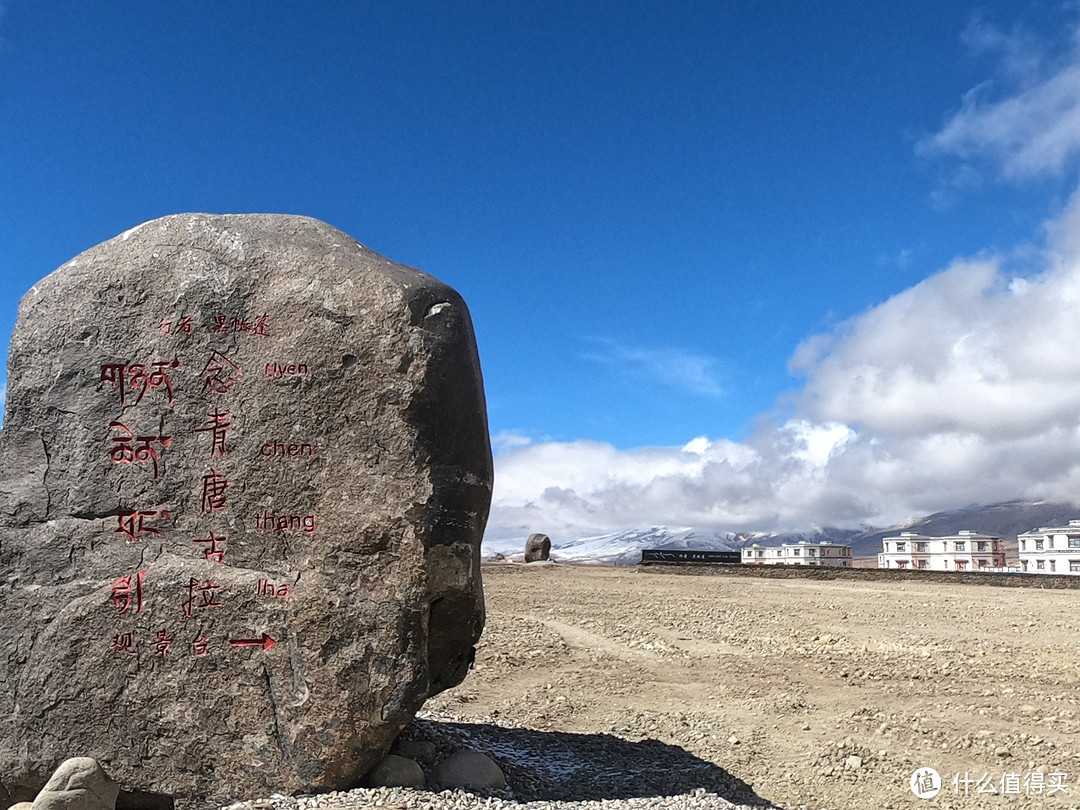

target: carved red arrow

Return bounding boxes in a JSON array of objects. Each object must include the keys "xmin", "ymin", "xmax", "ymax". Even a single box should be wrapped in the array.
[{"xmin": 229, "ymin": 633, "xmax": 277, "ymax": 651}]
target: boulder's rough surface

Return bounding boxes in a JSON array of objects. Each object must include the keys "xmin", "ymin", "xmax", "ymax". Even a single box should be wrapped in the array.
[
  {"xmin": 0, "ymin": 214, "xmax": 492, "ymax": 808},
  {"xmin": 523, "ymin": 533, "xmax": 551, "ymax": 563},
  {"xmin": 31, "ymin": 758, "xmax": 118, "ymax": 810}
]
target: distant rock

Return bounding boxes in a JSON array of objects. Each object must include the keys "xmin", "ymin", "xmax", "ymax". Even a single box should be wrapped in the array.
[
  {"xmin": 524, "ymin": 533, "xmax": 551, "ymax": 562},
  {"xmin": 0, "ymin": 214, "xmax": 492, "ymax": 808}
]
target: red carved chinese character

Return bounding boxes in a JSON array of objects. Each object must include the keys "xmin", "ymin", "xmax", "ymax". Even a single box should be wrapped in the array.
[
  {"xmin": 158, "ymin": 318, "xmax": 173, "ymax": 334},
  {"xmin": 192, "ymin": 634, "xmax": 211, "ymax": 657},
  {"xmin": 154, "ymin": 628, "xmax": 174, "ymax": 658},
  {"xmin": 194, "ymin": 409, "xmax": 231, "ymax": 458},
  {"xmin": 177, "ymin": 316, "xmax": 194, "ymax": 334},
  {"xmin": 232, "ymin": 316, "xmax": 251, "ymax": 333},
  {"xmin": 109, "ymin": 570, "xmax": 145, "ymax": 614},
  {"xmin": 110, "ymin": 632, "xmax": 137, "ymax": 656},
  {"xmin": 109, "ymin": 422, "xmax": 171, "ymax": 479},
  {"xmin": 115, "ymin": 509, "xmax": 167, "ymax": 544},
  {"xmin": 200, "ymin": 469, "xmax": 228, "ymax": 513},
  {"xmin": 193, "ymin": 531, "xmax": 226, "ymax": 563},
  {"xmin": 200, "ymin": 350, "xmax": 243, "ymax": 395},
  {"xmin": 212, "ymin": 315, "xmax": 229, "ymax": 333},
  {"xmin": 252, "ymin": 313, "xmax": 270, "ymax": 337},
  {"xmin": 182, "ymin": 578, "xmax": 224, "ymax": 618}
]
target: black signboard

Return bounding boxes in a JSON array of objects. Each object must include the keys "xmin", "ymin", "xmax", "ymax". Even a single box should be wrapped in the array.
[{"xmin": 640, "ymin": 549, "xmax": 742, "ymax": 565}]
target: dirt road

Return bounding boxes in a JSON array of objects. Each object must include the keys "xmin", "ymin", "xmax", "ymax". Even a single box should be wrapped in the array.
[{"xmin": 421, "ymin": 563, "xmax": 1080, "ymax": 809}]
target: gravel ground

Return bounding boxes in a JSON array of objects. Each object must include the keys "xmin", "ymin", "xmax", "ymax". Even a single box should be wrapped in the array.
[{"xmin": 228, "ymin": 562, "xmax": 1080, "ymax": 810}]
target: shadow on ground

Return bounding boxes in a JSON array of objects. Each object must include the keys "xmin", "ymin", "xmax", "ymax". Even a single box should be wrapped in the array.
[{"xmin": 406, "ymin": 718, "xmax": 778, "ymax": 807}]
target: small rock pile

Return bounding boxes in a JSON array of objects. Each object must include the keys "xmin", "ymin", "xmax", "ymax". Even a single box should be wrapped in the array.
[{"xmin": 219, "ymin": 709, "xmax": 765, "ymax": 810}]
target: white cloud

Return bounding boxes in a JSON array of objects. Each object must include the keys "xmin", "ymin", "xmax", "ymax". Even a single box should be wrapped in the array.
[
  {"xmin": 581, "ymin": 338, "xmax": 725, "ymax": 398},
  {"xmin": 491, "ymin": 429, "xmax": 533, "ymax": 454},
  {"xmin": 919, "ymin": 17, "xmax": 1080, "ymax": 180},
  {"xmin": 960, "ymin": 15, "xmax": 1053, "ymax": 82},
  {"xmin": 794, "ymin": 190, "xmax": 1080, "ymax": 440},
  {"xmin": 487, "ymin": 19, "xmax": 1080, "ymax": 543},
  {"xmin": 487, "ymin": 421, "xmax": 874, "ymax": 541},
  {"xmin": 785, "ymin": 420, "xmax": 855, "ymax": 467}
]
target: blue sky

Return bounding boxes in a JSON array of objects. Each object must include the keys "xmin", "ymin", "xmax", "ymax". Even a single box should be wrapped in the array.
[{"xmin": 4, "ymin": 2, "xmax": 1080, "ymax": 540}]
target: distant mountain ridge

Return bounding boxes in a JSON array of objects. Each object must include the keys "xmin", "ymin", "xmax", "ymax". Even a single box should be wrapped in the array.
[
  {"xmin": 842, "ymin": 500, "xmax": 1080, "ymax": 559},
  {"xmin": 483, "ymin": 501, "xmax": 1080, "ymax": 565}
]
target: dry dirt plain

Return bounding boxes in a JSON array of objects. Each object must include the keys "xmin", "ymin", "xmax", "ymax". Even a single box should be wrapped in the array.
[{"xmin": 420, "ymin": 562, "xmax": 1080, "ymax": 810}]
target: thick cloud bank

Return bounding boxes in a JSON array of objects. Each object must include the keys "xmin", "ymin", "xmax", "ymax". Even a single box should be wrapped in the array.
[{"xmin": 488, "ymin": 18, "xmax": 1080, "ymax": 542}]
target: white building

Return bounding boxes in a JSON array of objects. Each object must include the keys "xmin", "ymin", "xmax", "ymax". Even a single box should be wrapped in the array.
[
  {"xmin": 1017, "ymin": 520, "xmax": 1080, "ymax": 575},
  {"xmin": 878, "ymin": 530, "xmax": 1005, "ymax": 571},
  {"xmin": 742, "ymin": 540, "xmax": 852, "ymax": 567}
]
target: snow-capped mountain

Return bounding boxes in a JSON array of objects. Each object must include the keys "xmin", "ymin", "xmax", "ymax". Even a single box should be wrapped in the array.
[{"xmin": 482, "ymin": 526, "xmax": 742, "ymax": 566}]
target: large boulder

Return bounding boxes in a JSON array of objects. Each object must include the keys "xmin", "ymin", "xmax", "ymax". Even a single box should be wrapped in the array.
[
  {"xmin": 0, "ymin": 214, "xmax": 492, "ymax": 808},
  {"xmin": 524, "ymin": 533, "xmax": 551, "ymax": 563}
]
